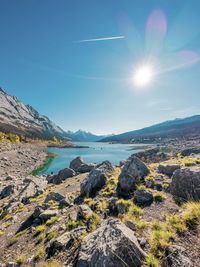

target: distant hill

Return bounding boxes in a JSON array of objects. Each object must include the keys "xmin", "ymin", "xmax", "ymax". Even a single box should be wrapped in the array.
[
  {"xmin": 0, "ymin": 88, "xmax": 67, "ymax": 139},
  {"xmin": 65, "ymin": 130, "xmax": 108, "ymax": 142},
  {"xmin": 100, "ymin": 115, "xmax": 200, "ymax": 142}
]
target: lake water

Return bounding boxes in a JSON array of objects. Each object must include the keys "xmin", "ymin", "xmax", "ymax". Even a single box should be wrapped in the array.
[{"xmin": 43, "ymin": 142, "xmax": 149, "ymax": 175}]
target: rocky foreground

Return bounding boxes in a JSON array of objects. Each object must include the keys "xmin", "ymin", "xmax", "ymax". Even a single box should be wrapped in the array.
[{"xmin": 0, "ymin": 146, "xmax": 200, "ymax": 267}]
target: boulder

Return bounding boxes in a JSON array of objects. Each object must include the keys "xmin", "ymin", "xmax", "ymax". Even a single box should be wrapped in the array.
[
  {"xmin": 76, "ymin": 218, "xmax": 146, "ymax": 267},
  {"xmin": 32, "ymin": 206, "xmax": 44, "ymax": 219},
  {"xmin": 69, "ymin": 156, "xmax": 96, "ymax": 173},
  {"xmin": 44, "ymin": 192, "xmax": 71, "ymax": 207},
  {"xmin": 163, "ymin": 245, "xmax": 193, "ymax": 267},
  {"xmin": 46, "ymin": 226, "xmax": 87, "ymax": 257},
  {"xmin": 0, "ymin": 185, "xmax": 15, "ymax": 199},
  {"xmin": 39, "ymin": 209, "xmax": 59, "ymax": 222},
  {"xmin": 171, "ymin": 167, "xmax": 200, "ymax": 202},
  {"xmin": 158, "ymin": 164, "xmax": 180, "ymax": 177},
  {"xmin": 135, "ymin": 148, "xmax": 169, "ymax": 163},
  {"xmin": 134, "ymin": 189, "xmax": 154, "ymax": 207},
  {"xmin": 118, "ymin": 155, "xmax": 149, "ymax": 195},
  {"xmin": 78, "ymin": 204, "xmax": 93, "ymax": 219},
  {"xmin": 96, "ymin": 160, "xmax": 114, "ymax": 173},
  {"xmin": 47, "ymin": 168, "xmax": 76, "ymax": 184},
  {"xmin": 19, "ymin": 180, "xmax": 44, "ymax": 204},
  {"xmin": 80, "ymin": 161, "xmax": 113, "ymax": 197},
  {"xmin": 77, "ymin": 163, "xmax": 96, "ymax": 173},
  {"xmin": 69, "ymin": 157, "xmax": 84, "ymax": 171},
  {"xmin": 80, "ymin": 169, "xmax": 108, "ymax": 197},
  {"xmin": 181, "ymin": 147, "xmax": 200, "ymax": 157},
  {"xmin": 108, "ymin": 197, "xmax": 118, "ymax": 215}
]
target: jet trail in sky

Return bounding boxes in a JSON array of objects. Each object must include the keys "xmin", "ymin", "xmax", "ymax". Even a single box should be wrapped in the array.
[{"xmin": 74, "ymin": 35, "xmax": 125, "ymax": 43}]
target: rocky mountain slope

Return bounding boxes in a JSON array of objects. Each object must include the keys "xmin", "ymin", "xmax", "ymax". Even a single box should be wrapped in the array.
[
  {"xmin": 101, "ymin": 115, "xmax": 200, "ymax": 143},
  {"xmin": 0, "ymin": 88, "xmax": 67, "ymax": 139}
]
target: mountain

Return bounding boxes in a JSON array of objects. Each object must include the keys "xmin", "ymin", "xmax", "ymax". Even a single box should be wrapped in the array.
[
  {"xmin": 0, "ymin": 88, "xmax": 67, "ymax": 139},
  {"xmin": 101, "ymin": 115, "xmax": 200, "ymax": 142},
  {"xmin": 65, "ymin": 129, "xmax": 108, "ymax": 142}
]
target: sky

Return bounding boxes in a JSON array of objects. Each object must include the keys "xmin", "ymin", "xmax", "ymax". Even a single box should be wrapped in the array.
[{"xmin": 0, "ymin": 0, "xmax": 200, "ymax": 135}]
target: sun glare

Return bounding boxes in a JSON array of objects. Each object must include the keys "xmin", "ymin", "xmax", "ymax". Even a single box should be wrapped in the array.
[{"xmin": 133, "ymin": 65, "xmax": 155, "ymax": 87}]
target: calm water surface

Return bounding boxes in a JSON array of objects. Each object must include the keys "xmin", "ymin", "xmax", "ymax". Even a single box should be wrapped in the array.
[{"xmin": 43, "ymin": 142, "xmax": 148, "ymax": 175}]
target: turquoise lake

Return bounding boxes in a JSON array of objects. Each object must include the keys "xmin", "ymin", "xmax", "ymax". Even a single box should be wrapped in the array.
[{"xmin": 44, "ymin": 142, "xmax": 148, "ymax": 175}]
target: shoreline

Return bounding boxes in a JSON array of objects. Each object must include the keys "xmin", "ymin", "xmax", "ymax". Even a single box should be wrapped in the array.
[{"xmin": 0, "ymin": 141, "xmax": 47, "ymax": 191}]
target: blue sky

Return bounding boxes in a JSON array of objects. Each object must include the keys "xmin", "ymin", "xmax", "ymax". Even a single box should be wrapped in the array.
[{"xmin": 0, "ymin": 0, "xmax": 200, "ymax": 134}]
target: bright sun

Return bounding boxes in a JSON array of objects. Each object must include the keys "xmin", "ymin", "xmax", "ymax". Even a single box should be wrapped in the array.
[{"xmin": 133, "ymin": 65, "xmax": 155, "ymax": 87}]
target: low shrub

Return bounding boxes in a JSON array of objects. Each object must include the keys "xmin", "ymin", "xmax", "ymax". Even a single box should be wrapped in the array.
[
  {"xmin": 144, "ymin": 253, "xmax": 159, "ymax": 267},
  {"xmin": 16, "ymin": 255, "xmax": 26, "ymax": 265}
]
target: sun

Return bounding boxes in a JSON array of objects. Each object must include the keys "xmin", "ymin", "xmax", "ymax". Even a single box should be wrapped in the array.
[{"xmin": 133, "ymin": 64, "xmax": 155, "ymax": 87}]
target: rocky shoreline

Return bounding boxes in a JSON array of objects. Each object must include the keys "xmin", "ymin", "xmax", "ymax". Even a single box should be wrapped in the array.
[
  {"xmin": 0, "ymin": 142, "xmax": 47, "ymax": 192},
  {"xmin": 0, "ymin": 142, "xmax": 200, "ymax": 266}
]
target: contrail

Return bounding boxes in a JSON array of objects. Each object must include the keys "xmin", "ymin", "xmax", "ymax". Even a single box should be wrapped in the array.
[{"xmin": 74, "ymin": 35, "xmax": 125, "ymax": 43}]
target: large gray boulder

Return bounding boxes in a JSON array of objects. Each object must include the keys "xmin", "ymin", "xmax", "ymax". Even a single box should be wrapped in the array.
[
  {"xmin": 118, "ymin": 155, "xmax": 149, "ymax": 195},
  {"xmin": 69, "ymin": 156, "xmax": 96, "ymax": 173},
  {"xmin": 76, "ymin": 218, "xmax": 146, "ymax": 267},
  {"xmin": 80, "ymin": 161, "xmax": 114, "ymax": 197},
  {"xmin": 80, "ymin": 169, "xmax": 108, "ymax": 197},
  {"xmin": 171, "ymin": 166, "xmax": 200, "ymax": 202},
  {"xmin": 69, "ymin": 157, "xmax": 84, "ymax": 171},
  {"xmin": 47, "ymin": 168, "xmax": 76, "ymax": 184},
  {"xmin": 158, "ymin": 163, "xmax": 180, "ymax": 177}
]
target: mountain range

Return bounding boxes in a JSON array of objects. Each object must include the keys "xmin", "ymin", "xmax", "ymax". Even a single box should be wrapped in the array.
[
  {"xmin": 0, "ymin": 88, "xmax": 108, "ymax": 141},
  {"xmin": 100, "ymin": 115, "xmax": 200, "ymax": 142},
  {"xmin": 65, "ymin": 130, "xmax": 109, "ymax": 142},
  {"xmin": 1, "ymin": 88, "xmax": 200, "ymax": 142}
]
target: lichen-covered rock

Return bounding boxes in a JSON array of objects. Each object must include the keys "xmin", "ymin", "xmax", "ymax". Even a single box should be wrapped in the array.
[
  {"xmin": 80, "ymin": 169, "xmax": 107, "ymax": 197},
  {"xmin": 134, "ymin": 189, "xmax": 153, "ymax": 207},
  {"xmin": 47, "ymin": 168, "xmax": 76, "ymax": 184},
  {"xmin": 78, "ymin": 204, "xmax": 93, "ymax": 219},
  {"xmin": 118, "ymin": 155, "xmax": 149, "ymax": 195},
  {"xmin": 76, "ymin": 218, "xmax": 146, "ymax": 267},
  {"xmin": 44, "ymin": 192, "xmax": 71, "ymax": 208},
  {"xmin": 80, "ymin": 161, "xmax": 114, "ymax": 197},
  {"xmin": 163, "ymin": 245, "xmax": 193, "ymax": 267},
  {"xmin": 96, "ymin": 160, "xmax": 114, "ymax": 173},
  {"xmin": 46, "ymin": 226, "xmax": 86, "ymax": 257},
  {"xmin": 19, "ymin": 180, "xmax": 44, "ymax": 204},
  {"xmin": 158, "ymin": 163, "xmax": 180, "ymax": 177},
  {"xmin": 171, "ymin": 166, "xmax": 200, "ymax": 202},
  {"xmin": 39, "ymin": 209, "xmax": 59, "ymax": 222}
]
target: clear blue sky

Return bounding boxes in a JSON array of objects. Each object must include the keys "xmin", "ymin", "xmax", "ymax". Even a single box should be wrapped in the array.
[{"xmin": 1, "ymin": 0, "xmax": 200, "ymax": 134}]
